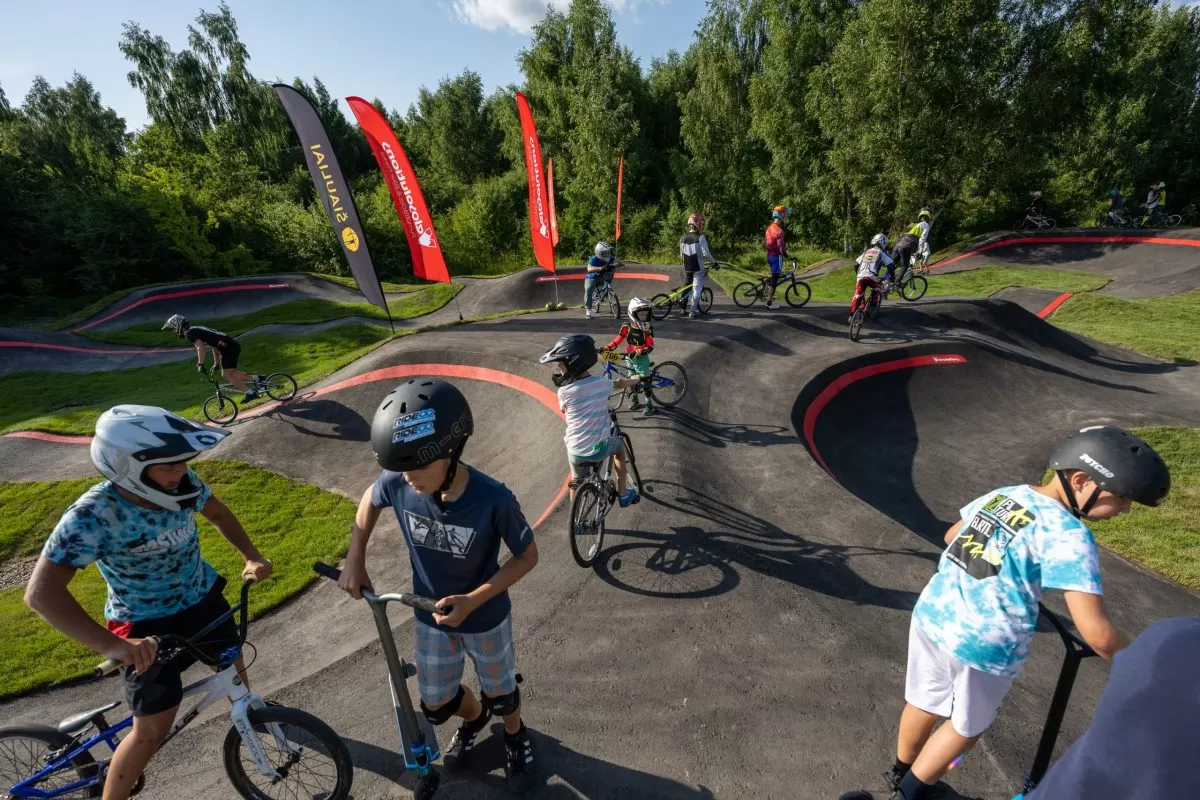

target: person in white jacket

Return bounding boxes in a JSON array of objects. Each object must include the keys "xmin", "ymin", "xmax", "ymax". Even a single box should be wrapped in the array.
[
  {"xmin": 888, "ymin": 209, "xmax": 932, "ymax": 283},
  {"xmin": 679, "ymin": 213, "xmax": 717, "ymax": 319}
]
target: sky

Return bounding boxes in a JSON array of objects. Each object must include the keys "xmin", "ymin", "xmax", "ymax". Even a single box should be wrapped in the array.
[{"xmin": 3, "ymin": 0, "xmax": 699, "ymax": 131}]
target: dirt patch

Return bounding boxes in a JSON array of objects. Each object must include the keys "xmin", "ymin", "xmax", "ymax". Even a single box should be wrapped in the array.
[{"xmin": 0, "ymin": 556, "xmax": 37, "ymax": 592}]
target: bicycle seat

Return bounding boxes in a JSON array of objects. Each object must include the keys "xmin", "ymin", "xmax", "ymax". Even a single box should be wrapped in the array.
[{"xmin": 57, "ymin": 701, "xmax": 121, "ymax": 735}]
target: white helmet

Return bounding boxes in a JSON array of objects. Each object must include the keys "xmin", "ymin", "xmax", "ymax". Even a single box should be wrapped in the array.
[
  {"xmin": 871, "ymin": 233, "xmax": 889, "ymax": 249},
  {"xmin": 627, "ymin": 297, "xmax": 653, "ymax": 329},
  {"xmin": 91, "ymin": 405, "xmax": 229, "ymax": 511},
  {"xmin": 595, "ymin": 241, "xmax": 613, "ymax": 258},
  {"xmin": 163, "ymin": 314, "xmax": 189, "ymax": 337}
]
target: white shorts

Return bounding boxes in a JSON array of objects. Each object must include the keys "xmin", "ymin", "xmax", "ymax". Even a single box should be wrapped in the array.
[{"xmin": 905, "ymin": 619, "xmax": 1015, "ymax": 737}]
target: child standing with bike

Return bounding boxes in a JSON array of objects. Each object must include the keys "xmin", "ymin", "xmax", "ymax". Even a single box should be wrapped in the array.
[
  {"xmin": 585, "ymin": 241, "xmax": 619, "ymax": 320},
  {"xmin": 539, "ymin": 334, "xmax": 641, "ymax": 507},
  {"xmin": 24, "ymin": 405, "xmax": 273, "ymax": 800},
  {"xmin": 679, "ymin": 212, "xmax": 717, "ymax": 319},
  {"xmin": 764, "ymin": 205, "xmax": 791, "ymax": 309},
  {"xmin": 341, "ymin": 379, "xmax": 540, "ymax": 793},
  {"xmin": 602, "ymin": 297, "xmax": 657, "ymax": 416},
  {"xmin": 876, "ymin": 427, "xmax": 1168, "ymax": 800}
]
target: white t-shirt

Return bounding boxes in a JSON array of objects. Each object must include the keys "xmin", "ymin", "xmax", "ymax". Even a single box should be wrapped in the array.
[
  {"xmin": 856, "ymin": 246, "xmax": 892, "ymax": 280},
  {"xmin": 557, "ymin": 375, "xmax": 613, "ymax": 458}
]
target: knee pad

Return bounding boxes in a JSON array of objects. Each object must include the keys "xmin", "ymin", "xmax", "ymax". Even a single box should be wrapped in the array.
[
  {"xmin": 482, "ymin": 686, "xmax": 521, "ymax": 717},
  {"xmin": 421, "ymin": 684, "xmax": 465, "ymax": 725}
]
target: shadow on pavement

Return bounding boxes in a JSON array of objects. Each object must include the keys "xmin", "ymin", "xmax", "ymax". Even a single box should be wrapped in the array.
[
  {"xmin": 636, "ymin": 406, "xmax": 797, "ymax": 449},
  {"xmin": 261, "ymin": 398, "xmax": 371, "ymax": 441},
  {"xmin": 596, "ymin": 480, "xmax": 930, "ymax": 610}
]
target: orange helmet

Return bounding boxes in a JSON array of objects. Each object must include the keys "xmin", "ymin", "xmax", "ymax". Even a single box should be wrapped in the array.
[{"xmin": 687, "ymin": 212, "xmax": 706, "ymax": 231}]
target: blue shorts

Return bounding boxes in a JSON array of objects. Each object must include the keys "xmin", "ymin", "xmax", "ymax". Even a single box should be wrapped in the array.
[
  {"xmin": 415, "ymin": 614, "xmax": 518, "ymax": 706},
  {"xmin": 767, "ymin": 255, "xmax": 783, "ymax": 274},
  {"xmin": 568, "ymin": 435, "xmax": 626, "ymax": 478}
]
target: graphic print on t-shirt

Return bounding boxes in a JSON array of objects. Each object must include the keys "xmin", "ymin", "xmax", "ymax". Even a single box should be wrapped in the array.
[
  {"xmin": 404, "ymin": 509, "xmax": 477, "ymax": 556},
  {"xmin": 947, "ymin": 493, "xmax": 1036, "ymax": 579}
]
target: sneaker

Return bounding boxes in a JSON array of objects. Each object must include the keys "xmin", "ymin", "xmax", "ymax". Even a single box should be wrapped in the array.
[
  {"xmin": 686, "ymin": 312, "xmax": 697, "ymax": 319},
  {"xmin": 629, "ymin": 398, "xmax": 643, "ymax": 411},
  {"xmin": 642, "ymin": 405, "xmax": 656, "ymax": 417},
  {"xmin": 765, "ymin": 301, "xmax": 780, "ymax": 309},
  {"xmin": 504, "ymin": 725, "xmax": 536, "ymax": 794},
  {"xmin": 443, "ymin": 708, "xmax": 492, "ymax": 772},
  {"xmin": 585, "ymin": 309, "xmax": 593, "ymax": 319},
  {"xmin": 243, "ymin": 391, "xmax": 260, "ymax": 402},
  {"xmin": 618, "ymin": 488, "xmax": 639, "ymax": 507},
  {"xmin": 884, "ymin": 764, "xmax": 907, "ymax": 793}
]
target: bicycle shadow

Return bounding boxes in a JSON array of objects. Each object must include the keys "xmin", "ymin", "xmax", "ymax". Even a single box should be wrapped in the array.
[
  {"xmin": 257, "ymin": 398, "xmax": 371, "ymax": 441},
  {"xmin": 595, "ymin": 480, "xmax": 932, "ymax": 610},
  {"xmin": 626, "ymin": 406, "xmax": 797, "ymax": 449},
  {"xmin": 340, "ymin": 727, "xmax": 717, "ymax": 799}
]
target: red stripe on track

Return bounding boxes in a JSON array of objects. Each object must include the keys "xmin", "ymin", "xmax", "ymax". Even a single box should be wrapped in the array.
[
  {"xmin": 0, "ymin": 341, "xmax": 191, "ymax": 355},
  {"xmin": 4, "ymin": 431, "xmax": 94, "ymax": 444},
  {"xmin": 934, "ymin": 235, "xmax": 1200, "ymax": 270},
  {"xmin": 802, "ymin": 354, "xmax": 967, "ymax": 478},
  {"xmin": 73, "ymin": 283, "xmax": 291, "ymax": 332},
  {"xmin": 1036, "ymin": 292, "xmax": 1073, "ymax": 319},
  {"xmin": 534, "ymin": 272, "xmax": 670, "ymax": 283}
]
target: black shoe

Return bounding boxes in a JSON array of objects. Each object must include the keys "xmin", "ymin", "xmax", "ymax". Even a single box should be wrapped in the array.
[
  {"xmin": 242, "ymin": 391, "xmax": 260, "ymax": 402},
  {"xmin": 442, "ymin": 708, "xmax": 492, "ymax": 772},
  {"xmin": 884, "ymin": 764, "xmax": 907, "ymax": 793},
  {"xmin": 504, "ymin": 725, "xmax": 536, "ymax": 794}
]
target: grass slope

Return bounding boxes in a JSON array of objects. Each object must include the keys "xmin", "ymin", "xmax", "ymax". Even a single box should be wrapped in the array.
[
  {"xmin": 84, "ymin": 283, "xmax": 459, "ymax": 346},
  {"xmin": 1089, "ymin": 427, "xmax": 1200, "ymax": 591},
  {"xmin": 1050, "ymin": 290, "xmax": 1200, "ymax": 363},
  {"xmin": 0, "ymin": 323, "xmax": 397, "ymax": 435},
  {"xmin": 0, "ymin": 460, "xmax": 355, "ymax": 698},
  {"xmin": 801, "ymin": 265, "xmax": 1108, "ymax": 303}
]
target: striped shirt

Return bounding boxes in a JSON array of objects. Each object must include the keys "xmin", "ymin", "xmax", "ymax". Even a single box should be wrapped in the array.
[{"xmin": 557, "ymin": 375, "xmax": 612, "ymax": 458}]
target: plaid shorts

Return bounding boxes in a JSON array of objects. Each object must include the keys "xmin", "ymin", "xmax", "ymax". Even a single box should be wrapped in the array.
[{"xmin": 415, "ymin": 614, "xmax": 518, "ymax": 706}]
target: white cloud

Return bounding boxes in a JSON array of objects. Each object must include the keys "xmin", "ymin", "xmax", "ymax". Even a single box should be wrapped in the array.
[{"xmin": 451, "ymin": 0, "xmax": 666, "ymax": 34}]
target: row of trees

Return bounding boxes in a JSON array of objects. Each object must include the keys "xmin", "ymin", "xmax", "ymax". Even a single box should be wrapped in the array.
[{"xmin": 2, "ymin": 0, "xmax": 1197, "ymax": 312}]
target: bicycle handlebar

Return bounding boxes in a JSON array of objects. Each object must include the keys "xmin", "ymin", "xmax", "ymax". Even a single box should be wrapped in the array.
[
  {"xmin": 1037, "ymin": 602, "xmax": 1097, "ymax": 658},
  {"xmin": 94, "ymin": 579, "xmax": 255, "ymax": 677},
  {"xmin": 312, "ymin": 562, "xmax": 447, "ymax": 615}
]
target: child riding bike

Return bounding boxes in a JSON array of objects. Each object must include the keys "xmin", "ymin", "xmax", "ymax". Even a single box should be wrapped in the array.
[
  {"xmin": 585, "ymin": 241, "xmax": 619, "ymax": 320},
  {"xmin": 539, "ymin": 334, "xmax": 641, "ymax": 507},
  {"xmin": 602, "ymin": 298, "xmax": 657, "ymax": 416},
  {"xmin": 24, "ymin": 405, "xmax": 273, "ymax": 800},
  {"xmin": 1140, "ymin": 181, "xmax": 1166, "ymax": 226},
  {"xmin": 764, "ymin": 205, "xmax": 791, "ymax": 309},
  {"xmin": 888, "ymin": 209, "xmax": 932, "ymax": 284},
  {"xmin": 850, "ymin": 234, "xmax": 894, "ymax": 320},
  {"xmin": 163, "ymin": 314, "xmax": 259, "ymax": 402},
  {"xmin": 679, "ymin": 212, "xmax": 718, "ymax": 319}
]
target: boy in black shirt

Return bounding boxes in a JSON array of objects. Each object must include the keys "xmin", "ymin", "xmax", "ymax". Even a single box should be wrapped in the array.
[{"xmin": 163, "ymin": 314, "xmax": 259, "ymax": 402}]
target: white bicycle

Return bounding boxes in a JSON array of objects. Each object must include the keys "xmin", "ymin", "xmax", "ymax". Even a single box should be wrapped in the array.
[{"xmin": 0, "ymin": 580, "xmax": 353, "ymax": 799}]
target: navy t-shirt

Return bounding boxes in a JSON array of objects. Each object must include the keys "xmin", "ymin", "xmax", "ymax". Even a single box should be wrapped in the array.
[
  {"xmin": 1026, "ymin": 617, "xmax": 1200, "ymax": 799},
  {"xmin": 185, "ymin": 325, "xmax": 235, "ymax": 348},
  {"xmin": 372, "ymin": 465, "xmax": 534, "ymax": 634}
]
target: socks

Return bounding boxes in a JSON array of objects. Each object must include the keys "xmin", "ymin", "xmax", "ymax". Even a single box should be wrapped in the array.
[
  {"xmin": 898, "ymin": 770, "xmax": 932, "ymax": 800},
  {"xmin": 504, "ymin": 722, "xmax": 526, "ymax": 741},
  {"xmin": 893, "ymin": 758, "xmax": 912, "ymax": 777}
]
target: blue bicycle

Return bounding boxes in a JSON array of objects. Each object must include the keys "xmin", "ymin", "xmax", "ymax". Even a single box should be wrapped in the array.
[
  {"xmin": 0, "ymin": 580, "xmax": 352, "ymax": 799},
  {"xmin": 599, "ymin": 350, "xmax": 688, "ymax": 410}
]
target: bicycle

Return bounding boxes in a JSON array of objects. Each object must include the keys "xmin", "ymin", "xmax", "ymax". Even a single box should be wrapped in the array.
[
  {"xmin": 313, "ymin": 563, "xmax": 445, "ymax": 800},
  {"xmin": 1133, "ymin": 208, "xmax": 1182, "ymax": 228},
  {"xmin": 886, "ymin": 254, "xmax": 929, "ymax": 301},
  {"xmin": 202, "ymin": 368, "xmax": 298, "ymax": 426},
  {"xmin": 732, "ymin": 259, "xmax": 812, "ymax": 308},
  {"xmin": 599, "ymin": 349, "xmax": 687, "ymax": 410},
  {"xmin": 1014, "ymin": 212, "xmax": 1056, "ymax": 231},
  {"xmin": 848, "ymin": 281, "xmax": 884, "ymax": 341},
  {"xmin": 569, "ymin": 409, "xmax": 643, "ymax": 567},
  {"xmin": 589, "ymin": 276, "xmax": 621, "ymax": 319},
  {"xmin": 1095, "ymin": 209, "xmax": 1134, "ymax": 229},
  {"xmin": 0, "ymin": 579, "xmax": 353, "ymax": 800},
  {"xmin": 649, "ymin": 267, "xmax": 718, "ymax": 320}
]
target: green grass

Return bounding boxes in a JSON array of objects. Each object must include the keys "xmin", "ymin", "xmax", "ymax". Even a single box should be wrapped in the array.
[
  {"xmin": 0, "ymin": 460, "xmax": 355, "ymax": 698},
  {"xmin": 1050, "ymin": 290, "xmax": 1200, "ymax": 363},
  {"xmin": 307, "ymin": 273, "xmax": 426, "ymax": 294},
  {"xmin": 1088, "ymin": 427, "xmax": 1200, "ymax": 591},
  {"xmin": 83, "ymin": 283, "xmax": 460, "ymax": 346},
  {"xmin": 0, "ymin": 322, "xmax": 398, "ymax": 435},
  {"xmin": 0, "ymin": 477, "xmax": 105, "ymax": 563},
  {"xmin": 798, "ymin": 265, "xmax": 1109, "ymax": 303}
]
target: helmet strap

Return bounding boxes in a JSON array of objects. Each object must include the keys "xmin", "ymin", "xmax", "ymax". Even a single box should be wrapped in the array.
[
  {"xmin": 1055, "ymin": 469, "xmax": 1102, "ymax": 518},
  {"xmin": 435, "ymin": 437, "xmax": 470, "ymax": 508}
]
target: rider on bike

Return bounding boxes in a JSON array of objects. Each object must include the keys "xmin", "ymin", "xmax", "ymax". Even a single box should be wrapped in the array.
[
  {"xmin": 584, "ymin": 241, "xmax": 619, "ymax": 320},
  {"xmin": 874, "ymin": 426, "xmax": 1168, "ymax": 800},
  {"xmin": 601, "ymin": 298, "xmax": 657, "ymax": 417},
  {"xmin": 1140, "ymin": 181, "xmax": 1166, "ymax": 226},
  {"xmin": 539, "ymin": 334, "xmax": 640, "ymax": 507},
  {"xmin": 345, "ymin": 380, "xmax": 540, "ymax": 793},
  {"xmin": 24, "ymin": 405, "xmax": 272, "ymax": 800},
  {"xmin": 887, "ymin": 209, "xmax": 932, "ymax": 284},
  {"xmin": 680, "ymin": 212, "xmax": 717, "ymax": 319},
  {"xmin": 1026, "ymin": 190, "xmax": 1047, "ymax": 220},
  {"xmin": 850, "ymin": 234, "xmax": 893, "ymax": 320},
  {"xmin": 163, "ymin": 314, "xmax": 259, "ymax": 402},
  {"xmin": 764, "ymin": 205, "xmax": 791, "ymax": 310}
]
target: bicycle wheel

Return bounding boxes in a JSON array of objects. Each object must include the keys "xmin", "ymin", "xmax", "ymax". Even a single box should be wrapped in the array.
[
  {"xmin": 263, "ymin": 373, "xmax": 297, "ymax": 402},
  {"xmin": 607, "ymin": 289, "xmax": 621, "ymax": 319},
  {"xmin": 204, "ymin": 393, "xmax": 239, "ymax": 425},
  {"xmin": 1042, "ymin": 218, "xmax": 1057, "ymax": 231},
  {"xmin": 1014, "ymin": 217, "xmax": 1029, "ymax": 231},
  {"xmin": 1166, "ymin": 214, "xmax": 1182, "ymax": 227},
  {"xmin": 696, "ymin": 287, "xmax": 713, "ymax": 314},
  {"xmin": 784, "ymin": 280, "xmax": 811, "ymax": 308},
  {"xmin": 866, "ymin": 292, "xmax": 881, "ymax": 320},
  {"xmin": 620, "ymin": 432, "xmax": 643, "ymax": 497},
  {"xmin": 849, "ymin": 307, "xmax": 866, "ymax": 341},
  {"xmin": 0, "ymin": 725, "xmax": 101, "ymax": 798},
  {"xmin": 901, "ymin": 275, "xmax": 928, "ymax": 301},
  {"xmin": 647, "ymin": 361, "xmax": 687, "ymax": 407},
  {"xmin": 650, "ymin": 293, "xmax": 673, "ymax": 321},
  {"xmin": 733, "ymin": 281, "xmax": 761, "ymax": 307},
  {"xmin": 223, "ymin": 704, "xmax": 352, "ymax": 800},
  {"xmin": 569, "ymin": 482, "xmax": 605, "ymax": 567}
]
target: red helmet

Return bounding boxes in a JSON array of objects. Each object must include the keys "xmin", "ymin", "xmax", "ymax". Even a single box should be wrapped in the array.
[{"xmin": 687, "ymin": 212, "xmax": 706, "ymax": 231}]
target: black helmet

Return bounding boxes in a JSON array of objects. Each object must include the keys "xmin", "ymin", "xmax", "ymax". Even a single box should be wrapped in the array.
[
  {"xmin": 539, "ymin": 334, "xmax": 598, "ymax": 387},
  {"xmin": 1049, "ymin": 426, "xmax": 1170, "ymax": 513},
  {"xmin": 370, "ymin": 379, "xmax": 473, "ymax": 473}
]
